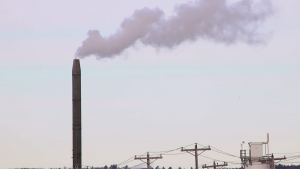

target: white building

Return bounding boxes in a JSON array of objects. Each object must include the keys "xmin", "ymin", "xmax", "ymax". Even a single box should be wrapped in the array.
[{"xmin": 240, "ymin": 134, "xmax": 285, "ymax": 169}]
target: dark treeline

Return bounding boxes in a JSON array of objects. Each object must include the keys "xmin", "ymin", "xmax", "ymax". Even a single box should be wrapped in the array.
[
  {"xmin": 90, "ymin": 164, "xmax": 300, "ymax": 169},
  {"xmin": 276, "ymin": 164, "xmax": 300, "ymax": 169},
  {"xmin": 8, "ymin": 164, "xmax": 300, "ymax": 169}
]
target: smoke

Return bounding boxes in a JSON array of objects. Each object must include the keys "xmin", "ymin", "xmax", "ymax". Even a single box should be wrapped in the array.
[{"xmin": 75, "ymin": 0, "xmax": 273, "ymax": 59}]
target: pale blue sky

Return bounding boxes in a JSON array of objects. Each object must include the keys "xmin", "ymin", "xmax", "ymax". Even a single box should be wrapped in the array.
[{"xmin": 0, "ymin": 0, "xmax": 300, "ymax": 168}]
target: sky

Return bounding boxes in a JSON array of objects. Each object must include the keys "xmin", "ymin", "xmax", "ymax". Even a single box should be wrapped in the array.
[{"xmin": 0, "ymin": 0, "xmax": 300, "ymax": 168}]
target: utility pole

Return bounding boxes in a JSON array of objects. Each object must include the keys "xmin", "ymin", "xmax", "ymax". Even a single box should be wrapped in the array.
[
  {"xmin": 134, "ymin": 152, "xmax": 162, "ymax": 169},
  {"xmin": 272, "ymin": 154, "xmax": 286, "ymax": 169},
  {"xmin": 181, "ymin": 143, "xmax": 211, "ymax": 169},
  {"xmin": 202, "ymin": 162, "xmax": 228, "ymax": 169}
]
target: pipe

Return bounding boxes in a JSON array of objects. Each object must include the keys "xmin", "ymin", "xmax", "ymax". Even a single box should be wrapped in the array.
[
  {"xmin": 267, "ymin": 133, "xmax": 269, "ymax": 155},
  {"xmin": 263, "ymin": 133, "xmax": 269, "ymax": 155},
  {"xmin": 72, "ymin": 59, "xmax": 82, "ymax": 169}
]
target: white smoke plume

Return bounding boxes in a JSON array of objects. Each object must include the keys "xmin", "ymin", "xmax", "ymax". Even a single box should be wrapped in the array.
[{"xmin": 75, "ymin": 0, "xmax": 273, "ymax": 59}]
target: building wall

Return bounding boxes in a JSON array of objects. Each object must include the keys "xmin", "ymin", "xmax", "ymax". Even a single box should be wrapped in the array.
[{"xmin": 250, "ymin": 143, "xmax": 263, "ymax": 158}]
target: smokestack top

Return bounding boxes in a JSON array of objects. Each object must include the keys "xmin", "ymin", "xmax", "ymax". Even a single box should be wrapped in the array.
[{"xmin": 72, "ymin": 59, "xmax": 81, "ymax": 75}]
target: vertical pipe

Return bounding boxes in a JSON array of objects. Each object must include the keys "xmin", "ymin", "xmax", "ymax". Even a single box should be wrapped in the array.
[
  {"xmin": 73, "ymin": 59, "xmax": 82, "ymax": 169},
  {"xmin": 195, "ymin": 144, "xmax": 198, "ymax": 169},
  {"xmin": 267, "ymin": 133, "xmax": 270, "ymax": 155},
  {"xmin": 147, "ymin": 152, "xmax": 150, "ymax": 169}
]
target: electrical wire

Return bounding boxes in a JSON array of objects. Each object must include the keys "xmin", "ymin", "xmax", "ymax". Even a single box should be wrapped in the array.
[
  {"xmin": 199, "ymin": 154, "xmax": 241, "ymax": 164},
  {"xmin": 199, "ymin": 154, "xmax": 221, "ymax": 161},
  {"xmin": 129, "ymin": 162, "xmax": 145, "ymax": 169},
  {"xmin": 119, "ymin": 159, "xmax": 136, "ymax": 167},
  {"xmin": 163, "ymin": 152, "xmax": 186, "ymax": 155},
  {"xmin": 118, "ymin": 156, "xmax": 136, "ymax": 166},
  {"xmin": 149, "ymin": 143, "xmax": 196, "ymax": 154},
  {"xmin": 205, "ymin": 161, "xmax": 214, "ymax": 165},
  {"xmin": 118, "ymin": 152, "xmax": 147, "ymax": 166},
  {"xmin": 119, "ymin": 143, "xmax": 198, "ymax": 167},
  {"xmin": 281, "ymin": 156, "xmax": 300, "ymax": 162},
  {"xmin": 274, "ymin": 152, "xmax": 300, "ymax": 155},
  {"xmin": 285, "ymin": 155, "xmax": 300, "ymax": 158},
  {"xmin": 118, "ymin": 142, "xmax": 298, "ymax": 168},
  {"xmin": 210, "ymin": 146, "xmax": 240, "ymax": 158},
  {"xmin": 75, "ymin": 144, "xmax": 300, "ymax": 169},
  {"xmin": 194, "ymin": 142, "xmax": 240, "ymax": 159}
]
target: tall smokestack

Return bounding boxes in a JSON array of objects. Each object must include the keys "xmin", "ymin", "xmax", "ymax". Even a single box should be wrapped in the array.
[{"xmin": 72, "ymin": 59, "xmax": 81, "ymax": 169}]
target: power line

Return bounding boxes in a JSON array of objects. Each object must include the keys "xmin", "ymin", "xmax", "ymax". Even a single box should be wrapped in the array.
[
  {"xmin": 118, "ymin": 143, "xmax": 240, "ymax": 167},
  {"xmin": 199, "ymin": 154, "xmax": 241, "ymax": 164},
  {"xmin": 285, "ymin": 155, "xmax": 300, "ymax": 158},
  {"xmin": 119, "ymin": 159, "xmax": 136, "ymax": 167},
  {"xmin": 164, "ymin": 152, "xmax": 186, "ymax": 155},
  {"xmin": 118, "ymin": 152, "xmax": 148, "ymax": 167},
  {"xmin": 274, "ymin": 152, "xmax": 300, "ymax": 154},
  {"xmin": 118, "ymin": 142, "xmax": 300, "ymax": 169},
  {"xmin": 149, "ymin": 148, "xmax": 181, "ymax": 154},
  {"xmin": 181, "ymin": 143, "xmax": 211, "ymax": 169},
  {"xmin": 129, "ymin": 162, "xmax": 145, "ymax": 169},
  {"xmin": 118, "ymin": 143, "xmax": 196, "ymax": 167},
  {"xmin": 280, "ymin": 156, "xmax": 300, "ymax": 162},
  {"xmin": 134, "ymin": 152, "xmax": 162, "ymax": 169},
  {"xmin": 210, "ymin": 146, "xmax": 240, "ymax": 158},
  {"xmin": 149, "ymin": 143, "xmax": 196, "ymax": 154},
  {"xmin": 195, "ymin": 143, "xmax": 240, "ymax": 159},
  {"xmin": 199, "ymin": 155, "xmax": 220, "ymax": 161},
  {"xmin": 118, "ymin": 156, "xmax": 136, "ymax": 166}
]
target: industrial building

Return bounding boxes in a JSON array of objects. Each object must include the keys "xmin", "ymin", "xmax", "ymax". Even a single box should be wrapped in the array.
[{"xmin": 240, "ymin": 134, "xmax": 286, "ymax": 169}]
